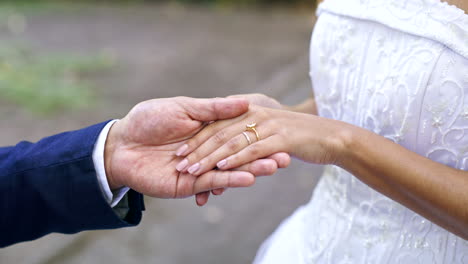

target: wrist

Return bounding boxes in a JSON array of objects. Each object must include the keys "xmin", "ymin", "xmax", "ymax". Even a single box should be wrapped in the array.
[
  {"xmin": 294, "ymin": 116, "xmax": 355, "ymax": 166},
  {"xmin": 329, "ymin": 120, "xmax": 360, "ymax": 167},
  {"xmin": 104, "ymin": 121, "xmax": 124, "ymax": 191}
]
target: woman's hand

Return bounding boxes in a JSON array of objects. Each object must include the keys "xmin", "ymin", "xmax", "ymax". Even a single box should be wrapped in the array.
[
  {"xmin": 192, "ymin": 93, "xmax": 285, "ymax": 205},
  {"xmin": 187, "ymin": 94, "xmax": 318, "ymax": 206},
  {"xmin": 175, "ymin": 105, "xmax": 344, "ymax": 178}
]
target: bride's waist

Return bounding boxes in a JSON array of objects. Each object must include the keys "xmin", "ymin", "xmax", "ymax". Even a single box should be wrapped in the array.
[{"xmin": 304, "ymin": 166, "xmax": 408, "ymax": 230}]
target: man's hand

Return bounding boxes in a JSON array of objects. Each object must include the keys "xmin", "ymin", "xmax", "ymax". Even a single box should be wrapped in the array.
[{"xmin": 103, "ymin": 97, "xmax": 290, "ymax": 200}]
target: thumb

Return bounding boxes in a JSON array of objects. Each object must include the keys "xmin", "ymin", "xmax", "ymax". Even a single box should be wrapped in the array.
[{"xmin": 182, "ymin": 97, "xmax": 249, "ymax": 122}]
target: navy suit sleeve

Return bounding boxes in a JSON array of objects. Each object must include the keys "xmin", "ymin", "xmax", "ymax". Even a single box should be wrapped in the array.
[{"xmin": 0, "ymin": 121, "xmax": 145, "ymax": 248}]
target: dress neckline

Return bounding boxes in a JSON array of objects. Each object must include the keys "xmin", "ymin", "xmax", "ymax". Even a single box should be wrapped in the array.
[{"xmin": 317, "ymin": 0, "xmax": 468, "ymax": 59}]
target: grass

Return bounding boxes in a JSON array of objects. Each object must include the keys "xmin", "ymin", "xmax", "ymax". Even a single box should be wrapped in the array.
[
  {"xmin": 0, "ymin": 3, "xmax": 114, "ymax": 115},
  {"xmin": 0, "ymin": 44, "xmax": 113, "ymax": 114},
  {"xmin": 0, "ymin": 0, "xmax": 312, "ymax": 115}
]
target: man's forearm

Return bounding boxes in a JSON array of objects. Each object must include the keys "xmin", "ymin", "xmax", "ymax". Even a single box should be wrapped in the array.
[{"xmin": 0, "ymin": 122, "xmax": 143, "ymax": 248}]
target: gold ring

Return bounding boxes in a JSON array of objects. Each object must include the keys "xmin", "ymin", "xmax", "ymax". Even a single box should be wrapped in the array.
[
  {"xmin": 246, "ymin": 123, "xmax": 260, "ymax": 141},
  {"xmin": 242, "ymin": 132, "xmax": 252, "ymax": 145}
]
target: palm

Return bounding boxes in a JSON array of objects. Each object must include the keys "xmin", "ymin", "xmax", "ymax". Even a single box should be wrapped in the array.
[
  {"xmin": 116, "ymin": 143, "xmax": 198, "ymax": 198},
  {"xmin": 110, "ymin": 99, "xmax": 210, "ymax": 198}
]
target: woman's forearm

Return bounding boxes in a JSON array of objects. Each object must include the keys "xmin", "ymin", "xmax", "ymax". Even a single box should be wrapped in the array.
[
  {"xmin": 326, "ymin": 121, "xmax": 468, "ymax": 239},
  {"xmin": 177, "ymin": 105, "xmax": 468, "ymax": 239}
]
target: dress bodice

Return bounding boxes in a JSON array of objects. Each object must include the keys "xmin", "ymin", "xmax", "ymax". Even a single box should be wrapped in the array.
[
  {"xmin": 254, "ymin": 0, "xmax": 468, "ymax": 263},
  {"xmin": 313, "ymin": 0, "xmax": 468, "ymax": 167}
]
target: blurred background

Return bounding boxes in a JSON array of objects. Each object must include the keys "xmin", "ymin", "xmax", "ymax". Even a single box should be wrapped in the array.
[{"xmin": 0, "ymin": 0, "xmax": 323, "ymax": 263}]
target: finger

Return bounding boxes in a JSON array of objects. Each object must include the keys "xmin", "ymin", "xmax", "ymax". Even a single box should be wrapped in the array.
[
  {"xmin": 193, "ymin": 170, "xmax": 255, "ymax": 194},
  {"xmin": 176, "ymin": 107, "xmax": 271, "ymax": 174},
  {"xmin": 211, "ymin": 188, "xmax": 225, "ymax": 195},
  {"xmin": 184, "ymin": 125, "xmax": 275, "ymax": 176},
  {"xmin": 176, "ymin": 116, "xmax": 249, "ymax": 158},
  {"xmin": 267, "ymin": 152, "xmax": 291, "ymax": 169},
  {"xmin": 232, "ymin": 159, "xmax": 278, "ymax": 177},
  {"xmin": 175, "ymin": 105, "xmax": 267, "ymax": 158},
  {"xmin": 181, "ymin": 97, "xmax": 249, "ymax": 123},
  {"xmin": 196, "ymin": 192, "xmax": 210, "ymax": 206},
  {"xmin": 209, "ymin": 155, "xmax": 285, "ymax": 196},
  {"xmin": 217, "ymin": 135, "xmax": 285, "ymax": 171},
  {"xmin": 175, "ymin": 119, "xmax": 250, "ymax": 170},
  {"xmin": 187, "ymin": 131, "xmax": 260, "ymax": 176},
  {"xmin": 181, "ymin": 121, "xmax": 270, "ymax": 176},
  {"xmin": 205, "ymin": 154, "xmax": 288, "ymax": 197},
  {"xmin": 211, "ymin": 157, "xmax": 282, "ymax": 196}
]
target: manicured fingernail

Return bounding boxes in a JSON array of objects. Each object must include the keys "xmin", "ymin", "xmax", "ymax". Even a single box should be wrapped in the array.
[
  {"xmin": 176, "ymin": 159, "xmax": 189, "ymax": 172},
  {"xmin": 217, "ymin": 159, "xmax": 227, "ymax": 169},
  {"xmin": 188, "ymin": 163, "xmax": 201, "ymax": 175},
  {"xmin": 175, "ymin": 144, "xmax": 189, "ymax": 156}
]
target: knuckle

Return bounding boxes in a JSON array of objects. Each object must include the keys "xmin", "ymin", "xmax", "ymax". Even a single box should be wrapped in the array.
[
  {"xmin": 263, "ymin": 118, "xmax": 274, "ymax": 128},
  {"xmin": 227, "ymin": 155, "xmax": 240, "ymax": 166},
  {"xmin": 185, "ymin": 152, "xmax": 200, "ymax": 165},
  {"xmin": 226, "ymin": 137, "xmax": 241, "ymax": 152},
  {"xmin": 261, "ymin": 110, "xmax": 272, "ymax": 121},
  {"xmin": 278, "ymin": 125, "xmax": 288, "ymax": 137},
  {"xmin": 213, "ymin": 171, "xmax": 227, "ymax": 188},
  {"xmin": 248, "ymin": 144, "xmax": 261, "ymax": 156},
  {"xmin": 213, "ymin": 130, "xmax": 227, "ymax": 144},
  {"xmin": 253, "ymin": 107, "xmax": 267, "ymax": 118},
  {"xmin": 210, "ymin": 173, "xmax": 216, "ymax": 189},
  {"xmin": 186, "ymin": 138, "xmax": 199, "ymax": 150}
]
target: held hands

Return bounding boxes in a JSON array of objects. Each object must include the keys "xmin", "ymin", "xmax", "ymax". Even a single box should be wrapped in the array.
[
  {"xmin": 191, "ymin": 93, "xmax": 285, "ymax": 204},
  {"xmin": 103, "ymin": 97, "xmax": 291, "ymax": 202},
  {"xmin": 175, "ymin": 103, "xmax": 345, "ymax": 179}
]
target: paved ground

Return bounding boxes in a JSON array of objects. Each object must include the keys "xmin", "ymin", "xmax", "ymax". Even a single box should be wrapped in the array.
[{"xmin": 0, "ymin": 3, "xmax": 323, "ymax": 264}]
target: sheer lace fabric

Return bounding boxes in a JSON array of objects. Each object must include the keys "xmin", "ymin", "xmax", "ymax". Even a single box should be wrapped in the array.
[{"xmin": 254, "ymin": 0, "xmax": 468, "ymax": 263}]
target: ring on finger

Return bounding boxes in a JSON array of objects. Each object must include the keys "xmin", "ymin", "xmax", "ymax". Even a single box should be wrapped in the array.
[
  {"xmin": 246, "ymin": 123, "xmax": 260, "ymax": 141},
  {"xmin": 241, "ymin": 132, "xmax": 252, "ymax": 145}
]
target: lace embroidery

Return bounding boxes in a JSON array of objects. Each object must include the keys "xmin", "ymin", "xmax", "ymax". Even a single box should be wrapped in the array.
[
  {"xmin": 318, "ymin": 0, "xmax": 468, "ymax": 59},
  {"xmin": 253, "ymin": 1, "xmax": 468, "ymax": 263},
  {"xmin": 304, "ymin": 5, "xmax": 468, "ymax": 264}
]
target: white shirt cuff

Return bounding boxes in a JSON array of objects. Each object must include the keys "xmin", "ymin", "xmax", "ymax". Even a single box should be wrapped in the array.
[{"xmin": 92, "ymin": 120, "xmax": 130, "ymax": 208}]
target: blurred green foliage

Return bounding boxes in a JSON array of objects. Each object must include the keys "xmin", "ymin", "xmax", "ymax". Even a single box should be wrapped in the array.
[
  {"xmin": 0, "ymin": 0, "xmax": 313, "ymax": 115},
  {"xmin": 0, "ymin": 0, "xmax": 313, "ymax": 7},
  {"xmin": 0, "ymin": 44, "xmax": 113, "ymax": 114},
  {"xmin": 173, "ymin": 0, "xmax": 311, "ymax": 6},
  {"xmin": 0, "ymin": 4, "xmax": 114, "ymax": 115}
]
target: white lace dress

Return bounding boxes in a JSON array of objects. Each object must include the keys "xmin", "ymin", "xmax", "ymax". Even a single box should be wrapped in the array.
[{"xmin": 254, "ymin": 0, "xmax": 468, "ymax": 263}]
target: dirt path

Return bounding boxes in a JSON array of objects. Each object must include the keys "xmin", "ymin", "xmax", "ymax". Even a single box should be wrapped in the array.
[{"xmin": 0, "ymin": 3, "xmax": 323, "ymax": 264}]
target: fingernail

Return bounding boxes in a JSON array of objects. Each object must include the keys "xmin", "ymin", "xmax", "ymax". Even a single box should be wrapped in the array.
[
  {"xmin": 217, "ymin": 159, "xmax": 227, "ymax": 169},
  {"xmin": 188, "ymin": 163, "xmax": 201, "ymax": 175},
  {"xmin": 176, "ymin": 159, "xmax": 189, "ymax": 172},
  {"xmin": 175, "ymin": 144, "xmax": 189, "ymax": 156}
]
